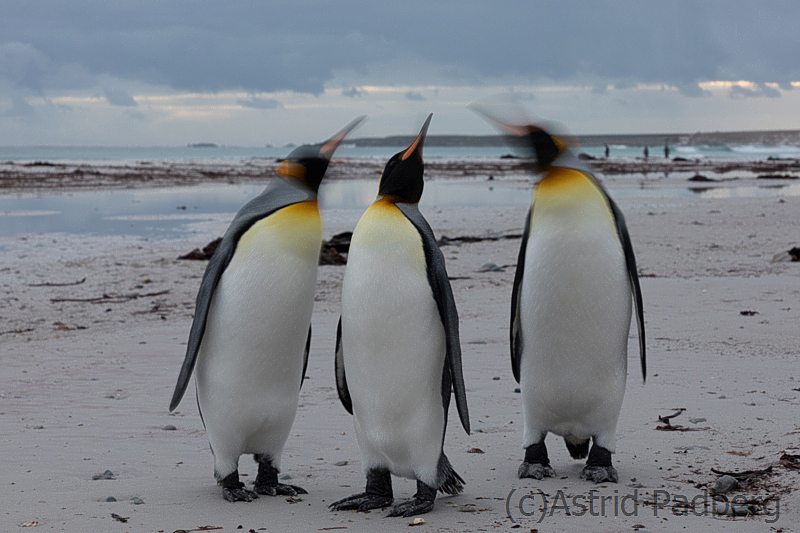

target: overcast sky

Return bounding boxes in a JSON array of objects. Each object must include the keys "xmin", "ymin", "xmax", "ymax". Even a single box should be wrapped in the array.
[{"xmin": 2, "ymin": 1, "xmax": 799, "ymax": 146}]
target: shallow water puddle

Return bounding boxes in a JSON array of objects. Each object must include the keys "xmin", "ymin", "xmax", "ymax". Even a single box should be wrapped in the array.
[{"xmin": 0, "ymin": 179, "xmax": 798, "ymax": 239}]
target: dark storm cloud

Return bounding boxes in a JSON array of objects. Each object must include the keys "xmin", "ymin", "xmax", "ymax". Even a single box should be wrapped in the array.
[{"xmin": 1, "ymin": 1, "xmax": 798, "ymax": 97}]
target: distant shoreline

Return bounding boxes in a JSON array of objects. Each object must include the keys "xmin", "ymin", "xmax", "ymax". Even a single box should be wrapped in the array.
[
  {"xmin": 350, "ymin": 129, "xmax": 800, "ymax": 148},
  {"xmin": 1, "ymin": 155, "xmax": 798, "ymax": 193}
]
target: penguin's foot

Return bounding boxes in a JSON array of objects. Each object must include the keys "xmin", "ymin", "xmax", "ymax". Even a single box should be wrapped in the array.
[
  {"xmin": 580, "ymin": 442, "xmax": 618, "ymax": 483},
  {"xmin": 252, "ymin": 454, "xmax": 308, "ymax": 496},
  {"xmin": 386, "ymin": 481, "xmax": 436, "ymax": 518},
  {"xmin": 329, "ymin": 492, "xmax": 394, "ymax": 512},
  {"xmin": 580, "ymin": 465, "xmax": 618, "ymax": 483},
  {"xmin": 329, "ymin": 468, "xmax": 393, "ymax": 513},
  {"xmin": 518, "ymin": 461, "xmax": 556, "ymax": 479},
  {"xmin": 255, "ymin": 482, "xmax": 308, "ymax": 496},
  {"xmin": 220, "ymin": 471, "xmax": 259, "ymax": 503},
  {"xmin": 519, "ymin": 441, "xmax": 555, "ymax": 479}
]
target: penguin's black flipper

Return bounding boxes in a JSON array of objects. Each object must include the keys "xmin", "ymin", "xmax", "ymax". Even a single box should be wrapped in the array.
[
  {"xmin": 510, "ymin": 208, "xmax": 531, "ymax": 384},
  {"xmin": 396, "ymin": 203, "xmax": 470, "ymax": 435},
  {"xmin": 300, "ymin": 324, "xmax": 311, "ymax": 390},
  {"xmin": 604, "ymin": 193, "xmax": 646, "ymax": 381},
  {"xmin": 334, "ymin": 316, "xmax": 353, "ymax": 414},
  {"xmin": 169, "ymin": 179, "xmax": 313, "ymax": 412}
]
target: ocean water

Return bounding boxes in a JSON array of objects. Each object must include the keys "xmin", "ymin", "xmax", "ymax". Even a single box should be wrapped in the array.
[
  {"xmin": 1, "ymin": 142, "xmax": 800, "ymax": 163},
  {"xmin": 1, "ymin": 142, "xmax": 799, "ymax": 240}
]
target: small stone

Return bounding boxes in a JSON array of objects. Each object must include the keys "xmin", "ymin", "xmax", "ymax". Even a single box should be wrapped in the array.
[
  {"xmin": 712, "ymin": 475, "xmax": 739, "ymax": 495},
  {"xmin": 514, "ymin": 388, "xmax": 521, "ymax": 393},
  {"xmin": 334, "ymin": 461, "xmax": 348, "ymax": 467},
  {"xmin": 131, "ymin": 497, "xmax": 145, "ymax": 505},
  {"xmin": 279, "ymin": 474, "xmax": 292, "ymax": 480},
  {"xmin": 162, "ymin": 424, "xmax": 177, "ymax": 431},
  {"xmin": 492, "ymin": 376, "xmax": 500, "ymax": 380},
  {"xmin": 689, "ymin": 418, "xmax": 707, "ymax": 424},
  {"xmin": 410, "ymin": 517, "xmax": 426, "ymax": 526},
  {"xmin": 477, "ymin": 262, "xmax": 503, "ymax": 272},
  {"xmin": 285, "ymin": 496, "xmax": 302, "ymax": 504},
  {"xmin": 467, "ymin": 448, "xmax": 484, "ymax": 454},
  {"xmin": 105, "ymin": 496, "xmax": 117, "ymax": 502},
  {"xmin": 92, "ymin": 470, "xmax": 116, "ymax": 480}
]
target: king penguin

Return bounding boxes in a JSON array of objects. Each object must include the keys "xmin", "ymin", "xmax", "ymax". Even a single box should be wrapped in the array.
[
  {"xmin": 472, "ymin": 106, "xmax": 645, "ymax": 483},
  {"xmin": 329, "ymin": 114, "xmax": 470, "ymax": 518},
  {"xmin": 169, "ymin": 116, "xmax": 364, "ymax": 502}
]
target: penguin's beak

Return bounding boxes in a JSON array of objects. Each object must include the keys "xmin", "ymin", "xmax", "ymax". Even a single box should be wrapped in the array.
[
  {"xmin": 401, "ymin": 113, "xmax": 433, "ymax": 163},
  {"xmin": 376, "ymin": 114, "xmax": 433, "ymax": 204},
  {"xmin": 318, "ymin": 115, "xmax": 367, "ymax": 161}
]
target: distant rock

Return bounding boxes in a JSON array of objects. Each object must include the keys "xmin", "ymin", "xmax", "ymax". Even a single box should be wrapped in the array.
[
  {"xmin": 178, "ymin": 238, "xmax": 222, "ymax": 260},
  {"xmin": 187, "ymin": 143, "xmax": 219, "ymax": 148}
]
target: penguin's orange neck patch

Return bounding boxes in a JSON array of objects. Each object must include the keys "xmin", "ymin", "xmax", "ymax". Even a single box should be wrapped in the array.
[{"xmin": 533, "ymin": 167, "xmax": 613, "ymax": 223}]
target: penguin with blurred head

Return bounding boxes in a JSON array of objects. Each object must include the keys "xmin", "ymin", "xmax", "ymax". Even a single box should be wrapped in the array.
[
  {"xmin": 472, "ymin": 105, "xmax": 645, "ymax": 483},
  {"xmin": 169, "ymin": 116, "xmax": 364, "ymax": 502},
  {"xmin": 329, "ymin": 114, "xmax": 470, "ymax": 517}
]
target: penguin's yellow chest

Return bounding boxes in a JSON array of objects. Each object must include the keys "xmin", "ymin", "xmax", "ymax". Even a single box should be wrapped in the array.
[
  {"xmin": 350, "ymin": 198, "xmax": 426, "ymax": 273},
  {"xmin": 235, "ymin": 200, "xmax": 322, "ymax": 263},
  {"xmin": 533, "ymin": 168, "xmax": 614, "ymax": 223}
]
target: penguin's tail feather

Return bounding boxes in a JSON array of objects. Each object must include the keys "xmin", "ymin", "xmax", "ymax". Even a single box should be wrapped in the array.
[
  {"xmin": 564, "ymin": 436, "xmax": 590, "ymax": 459},
  {"xmin": 435, "ymin": 454, "xmax": 465, "ymax": 495}
]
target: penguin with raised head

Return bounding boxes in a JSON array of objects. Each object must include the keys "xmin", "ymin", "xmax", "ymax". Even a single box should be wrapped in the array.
[
  {"xmin": 169, "ymin": 116, "xmax": 364, "ymax": 502},
  {"xmin": 472, "ymin": 106, "xmax": 645, "ymax": 483},
  {"xmin": 329, "ymin": 114, "xmax": 470, "ymax": 518}
]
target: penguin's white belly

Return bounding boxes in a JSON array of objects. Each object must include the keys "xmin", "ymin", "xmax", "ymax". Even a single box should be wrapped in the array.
[
  {"xmin": 519, "ymin": 181, "xmax": 631, "ymax": 448},
  {"xmin": 342, "ymin": 200, "xmax": 445, "ymax": 482},
  {"xmin": 196, "ymin": 201, "xmax": 320, "ymax": 466}
]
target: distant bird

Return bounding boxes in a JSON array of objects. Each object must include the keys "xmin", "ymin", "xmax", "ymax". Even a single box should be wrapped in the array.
[
  {"xmin": 330, "ymin": 114, "xmax": 470, "ymax": 518},
  {"xmin": 471, "ymin": 103, "xmax": 645, "ymax": 484},
  {"xmin": 169, "ymin": 116, "xmax": 365, "ymax": 502}
]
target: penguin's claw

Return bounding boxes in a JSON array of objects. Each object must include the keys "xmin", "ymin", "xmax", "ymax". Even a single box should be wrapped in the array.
[
  {"xmin": 329, "ymin": 492, "xmax": 394, "ymax": 512},
  {"xmin": 580, "ymin": 465, "xmax": 618, "ymax": 483},
  {"xmin": 518, "ymin": 462, "xmax": 556, "ymax": 480},
  {"xmin": 222, "ymin": 486, "xmax": 259, "ymax": 502},
  {"xmin": 255, "ymin": 482, "xmax": 308, "ymax": 496},
  {"xmin": 386, "ymin": 498, "xmax": 435, "ymax": 517}
]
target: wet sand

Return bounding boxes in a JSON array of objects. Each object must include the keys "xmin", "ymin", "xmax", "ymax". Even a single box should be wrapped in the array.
[{"xmin": 1, "ymin": 159, "xmax": 798, "ymax": 531}]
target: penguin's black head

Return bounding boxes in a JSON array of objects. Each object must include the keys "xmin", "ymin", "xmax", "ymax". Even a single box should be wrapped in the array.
[
  {"xmin": 276, "ymin": 115, "xmax": 366, "ymax": 193},
  {"xmin": 514, "ymin": 125, "xmax": 565, "ymax": 170},
  {"xmin": 276, "ymin": 145, "xmax": 330, "ymax": 193},
  {"xmin": 377, "ymin": 114, "xmax": 432, "ymax": 204},
  {"xmin": 469, "ymin": 100, "xmax": 568, "ymax": 171}
]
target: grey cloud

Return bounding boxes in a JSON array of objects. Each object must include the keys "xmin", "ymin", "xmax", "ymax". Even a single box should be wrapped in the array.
[
  {"xmin": 342, "ymin": 86, "xmax": 365, "ymax": 98},
  {"xmin": 676, "ymin": 83, "xmax": 711, "ymax": 98},
  {"xmin": 0, "ymin": 1, "xmax": 798, "ymax": 98},
  {"xmin": 2, "ymin": 93, "xmax": 37, "ymax": 117},
  {"xmin": 103, "ymin": 87, "xmax": 138, "ymax": 107},
  {"xmin": 729, "ymin": 83, "xmax": 782, "ymax": 99},
  {"xmin": 236, "ymin": 96, "xmax": 283, "ymax": 109},
  {"xmin": 0, "ymin": 42, "xmax": 50, "ymax": 93},
  {"xmin": 405, "ymin": 91, "xmax": 426, "ymax": 101}
]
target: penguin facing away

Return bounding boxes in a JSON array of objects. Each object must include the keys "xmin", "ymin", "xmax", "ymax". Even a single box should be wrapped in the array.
[
  {"xmin": 169, "ymin": 116, "xmax": 364, "ymax": 502},
  {"xmin": 472, "ymin": 106, "xmax": 645, "ymax": 484},
  {"xmin": 329, "ymin": 114, "xmax": 470, "ymax": 518}
]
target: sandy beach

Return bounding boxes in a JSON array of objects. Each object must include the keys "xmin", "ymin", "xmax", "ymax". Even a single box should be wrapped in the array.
[{"xmin": 1, "ymin": 160, "xmax": 798, "ymax": 532}]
